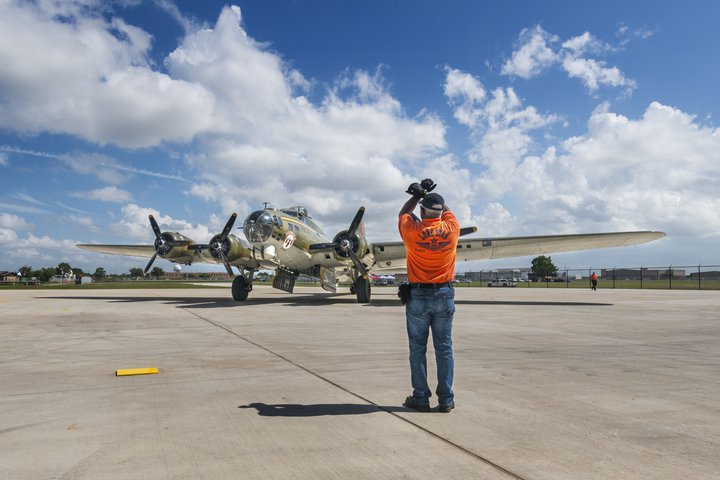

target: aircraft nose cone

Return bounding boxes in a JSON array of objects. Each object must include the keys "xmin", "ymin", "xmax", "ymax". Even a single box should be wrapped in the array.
[{"xmin": 243, "ymin": 210, "xmax": 274, "ymax": 244}]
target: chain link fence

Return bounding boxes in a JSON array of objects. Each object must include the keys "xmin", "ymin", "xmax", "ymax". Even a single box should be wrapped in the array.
[{"xmin": 451, "ymin": 264, "xmax": 720, "ymax": 290}]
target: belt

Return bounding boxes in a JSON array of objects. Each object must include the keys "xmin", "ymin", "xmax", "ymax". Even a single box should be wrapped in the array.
[{"xmin": 409, "ymin": 282, "xmax": 452, "ymax": 289}]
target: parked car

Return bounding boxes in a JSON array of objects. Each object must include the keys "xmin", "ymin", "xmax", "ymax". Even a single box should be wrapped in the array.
[{"xmin": 487, "ymin": 278, "xmax": 517, "ymax": 287}]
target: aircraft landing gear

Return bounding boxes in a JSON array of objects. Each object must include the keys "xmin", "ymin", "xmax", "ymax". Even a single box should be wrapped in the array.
[
  {"xmin": 232, "ymin": 271, "xmax": 253, "ymax": 301},
  {"xmin": 354, "ymin": 275, "xmax": 371, "ymax": 303}
]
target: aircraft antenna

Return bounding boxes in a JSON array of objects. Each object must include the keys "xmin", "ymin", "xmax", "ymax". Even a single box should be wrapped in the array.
[{"xmin": 263, "ymin": 202, "xmax": 270, "ymax": 209}]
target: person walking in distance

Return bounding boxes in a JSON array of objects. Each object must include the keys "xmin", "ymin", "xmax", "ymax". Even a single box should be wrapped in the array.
[
  {"xmin": 591, "ymin": 272, "xmax": 598, "ymax": 291},
  {"xmin": 398, "ymin": 179, "xmax": 460, "ymax": 413}
]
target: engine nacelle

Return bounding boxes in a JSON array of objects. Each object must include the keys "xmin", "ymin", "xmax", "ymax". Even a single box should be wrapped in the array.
[
  {"xmin": 197, "ymin": 234, "xmax": 251, "ymax": 264},
  {"xmin": 220, "ymin": 234, "xmax": 253, "ymax": 262},
  {"xmin": 331, "ymin": 229, "xmax": 370, "ymax": 261},
  {"xmin": 158, "ymin": 232, "xmax": 193, "ymax": 260}
]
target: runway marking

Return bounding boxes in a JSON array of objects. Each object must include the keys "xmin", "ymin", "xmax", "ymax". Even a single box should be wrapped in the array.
[{"xmin": 182, "ymin": 307, "xmax": 527, "ymax": 480}]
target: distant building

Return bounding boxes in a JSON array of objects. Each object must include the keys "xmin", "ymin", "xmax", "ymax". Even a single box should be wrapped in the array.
[
  {"xmin": 600, "ymin": 268, "xmax": 685, "ymax": 280},
  {"xmin": 496, "ymin": 268, "xmax": 530, "ymax": 281},
  {"xmin": 455, "ymin": 268, "xmax": 530, "ymax": 282},
  {"xmin": 49, "ymin": 274, "xmax": 75, "ymax": 284},
  {"xmin": 0, "ymin": 271, "xmax": 19, "ymax": 283},
  {"xmin": 687, "ymin": 270, "xmax": 720, "ymax": 281}
]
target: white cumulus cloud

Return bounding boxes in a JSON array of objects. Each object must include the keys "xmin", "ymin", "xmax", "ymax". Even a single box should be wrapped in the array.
[
  {"xmin": 502, "ymin": 26, "xmax": 636, "ymax": 94},
  {"xmin": 444, "ymin": 67, "xmax": 487, "ymax": 127},
  {"xmin": 0, "ymin": 3, "xmax": 457, "ymax": 241},
  {"xmin": 561, "ymin": 57, "xmax": 634, "ymax": 92},
  {"xmin": 0, "ymin": 228, "xmax": 19, "ymax": 244},
  {"xmin": 507, "ymin": 103, "xmax": 720, "ymax": 236},
  {"xmin": 165, "ymin": 6, "xmax": 451, "ymax": 239},
  {"xmin": 112, "ymin": 203, "xmax": 216, "ymax": 244},
  {"xmin": 444, "ymin": 68, "xmax": 559, "ymax": 198},
  {"xmin": 0, "ymin": 213, "xmax": 31, "ymax": 230},
  {"xmin": 72, "ymin": 186, "xmax": 132, "ymax": 203},
  {"xmin": 0, "ymin": 0, "xmax": 215, "ymax": 147},
  {"xmin": 501, "ymin": 25, "xmax": 559, "ymax": 79},
  {"xmin": 447, "ymin": 56, "xmax": 720, "ymax": 241}
]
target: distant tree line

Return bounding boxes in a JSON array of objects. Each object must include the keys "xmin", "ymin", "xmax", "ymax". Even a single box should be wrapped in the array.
[
  {"xmin": 14, "ymin": 256, "xmax": 557, "ymax": 284},
  {"xmin": 15, "ymin": 263, "xmax": 164, "ymax": 282}
]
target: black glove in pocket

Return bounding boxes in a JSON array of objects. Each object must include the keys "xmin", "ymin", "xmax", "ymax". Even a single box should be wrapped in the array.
[{"xmin": 398, "ymin": 283, "xmax": 411, "ymax": 305}]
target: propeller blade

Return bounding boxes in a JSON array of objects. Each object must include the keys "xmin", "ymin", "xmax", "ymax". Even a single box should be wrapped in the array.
[
  {"xmin": 219, "ymin": 250, "xmax": 234, "ymax": 277},
  {"xmin": 310, "ymin": 207, "xmax": 368, "ymax": 275},
  {"xmin": 309, "ymin": 242, "xmax": 338, "ymax": 252},
  {"xmin": 149, "ymin": 215, "xmax": 162, "ymax": 240},
  {"xmin": 459, "ymin": 226, "xmax": 477, "ymax": 237},
  {"xmin": 144, "ymin": 251, "xmax": 158, "ymax": 275},
  {"xmin": 346, "ymin": 207, "xmax": 365, "ymax": 238},
  {"xmin": 347, "ymin": 248, "xmax": 368, "ymax": 278},
  {"xmin": 219, "ymin": 213, "xmax": 237, "ymax": 241},
  {"xmin": 186, "ymin": 214, "xmax": 237, "ymax": 254}
]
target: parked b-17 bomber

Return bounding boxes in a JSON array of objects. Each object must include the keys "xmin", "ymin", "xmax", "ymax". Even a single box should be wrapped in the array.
[{"xmin": 77, "ymin": 205, "xmax": 665, "ymax": 303}]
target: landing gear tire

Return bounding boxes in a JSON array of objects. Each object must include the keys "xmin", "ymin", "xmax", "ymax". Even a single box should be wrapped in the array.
[
  {"xmin": 355, "ymin": 276, "xmax": 371, "ymax": 303},
  {"xmin": 232, "ymin": 275, "xmax": 251, "ymax": 301}
]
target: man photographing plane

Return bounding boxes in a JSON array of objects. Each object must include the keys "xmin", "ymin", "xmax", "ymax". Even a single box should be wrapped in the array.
[{"xmin": 398, "ymin": 179, "xmax": 460, "ymax": 413}]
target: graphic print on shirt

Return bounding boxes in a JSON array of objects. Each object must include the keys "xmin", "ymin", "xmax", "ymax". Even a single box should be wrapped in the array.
[{"xmin": 416, "ymin": 227, "xmax": 452, "ymax": 252}]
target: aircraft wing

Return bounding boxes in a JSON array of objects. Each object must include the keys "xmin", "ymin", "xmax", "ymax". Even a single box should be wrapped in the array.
[
  {"xmin": 77, "ymin": 244, "xmax": 157, "ymax": 258},
  {"xmin": 76, "ymin": 243, "xmax": 263, "ymax": 269},
  {"xmin": 371, "ymin": 231, "xmax": 666, "ymax": 272},
  {"xmin": 76, "ymin": 243, "xmax": 198, "ymax": 265}
]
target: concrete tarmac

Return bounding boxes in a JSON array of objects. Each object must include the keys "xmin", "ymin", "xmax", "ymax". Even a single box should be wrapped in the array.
[{"xmin": 0, "ymin": 286, "xmax": 718, "ymax": 479}]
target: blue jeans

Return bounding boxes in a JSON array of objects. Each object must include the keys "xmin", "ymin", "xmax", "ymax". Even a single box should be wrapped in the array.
[{"xmin": 406, "ymin": 285, "xmax": 455, "ymax": 406}]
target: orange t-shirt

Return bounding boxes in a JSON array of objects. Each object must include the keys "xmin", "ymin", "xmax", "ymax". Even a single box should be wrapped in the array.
[{"xmin": 398, "ymin": 211, "xmax": 460, "ymax": 283}]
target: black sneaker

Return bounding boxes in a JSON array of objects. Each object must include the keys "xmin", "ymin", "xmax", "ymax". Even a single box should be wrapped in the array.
[
  {"xmin": 403, "ymin": 396, "xmax": 431, "ymax": 412},
  {"xmin": 438, "ymin": 402, "xmax": 455, "ymax": 413}
]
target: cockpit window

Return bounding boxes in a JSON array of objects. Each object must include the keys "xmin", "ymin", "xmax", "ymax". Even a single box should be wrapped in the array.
[
  {"xmin": 278, "ymin": 206, "xmax": 324, "ymax": 235},
  {"xmin": 281, "ymin": 206, "xmax": 310, "ymax": 220}
]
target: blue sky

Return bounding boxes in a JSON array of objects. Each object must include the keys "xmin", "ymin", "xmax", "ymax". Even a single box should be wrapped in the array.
[{"xmin": 1, "ymin": 0, "xmax": 719, "ymax": 274}]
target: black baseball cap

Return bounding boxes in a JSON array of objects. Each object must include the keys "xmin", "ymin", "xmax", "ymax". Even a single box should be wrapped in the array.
[{"xmin": 420, "ymin": 193, "xmax": 445, "ymax": 211}]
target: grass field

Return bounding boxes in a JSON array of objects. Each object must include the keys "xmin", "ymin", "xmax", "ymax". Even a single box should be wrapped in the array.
[
  {"xmin": 460, "ymin": 279, "xmax": 720, "ymax": 290},
  {"xmin": 2, "ymin": 279, "xmax": 720, "ymax": 291},
  {"xmin": 0, "ymin": 281, "xmax": 226, "ymax": 290}
]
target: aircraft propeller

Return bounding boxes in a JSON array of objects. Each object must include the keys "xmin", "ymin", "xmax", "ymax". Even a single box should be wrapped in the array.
[
  {"xmin": 460, "ymin": 226, "xmax": 478, "ymax": 237},
  {"xmin": 186, "ymin": 213, "xmax": 237, "ymax": 276},
  {"xmin": 309, "ymin": 207, "xmax": 369, "ymax": 278},
  {"xmin": 144, "ymin": 215, "xmax": 191, "ymax": 275}
]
